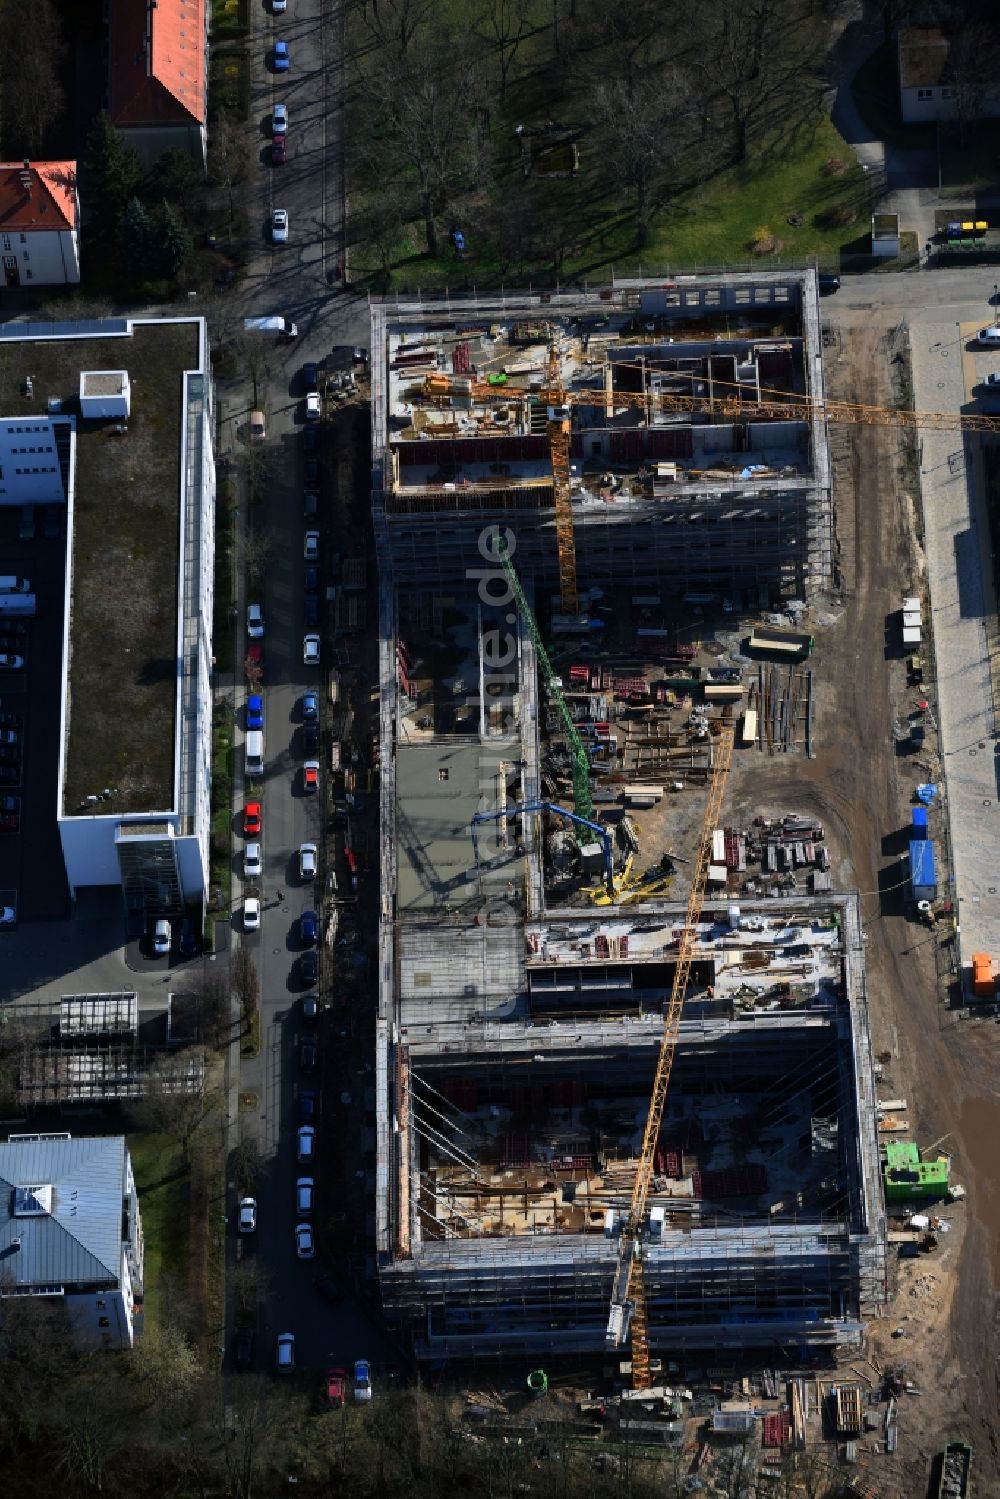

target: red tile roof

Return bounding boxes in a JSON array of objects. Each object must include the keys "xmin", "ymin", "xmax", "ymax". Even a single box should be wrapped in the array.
[
  {"xmin": 109, "ymin": 0, "xmax": 206, "ymax": 129},
  {"xmin": 0, "ymin": 161, "xmax": 78, "ymax": 232}
]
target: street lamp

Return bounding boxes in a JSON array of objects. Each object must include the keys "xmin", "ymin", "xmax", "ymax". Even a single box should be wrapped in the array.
[{"xmin": 994, "ymin": 284, "xmax": 999, "ymax": 326}]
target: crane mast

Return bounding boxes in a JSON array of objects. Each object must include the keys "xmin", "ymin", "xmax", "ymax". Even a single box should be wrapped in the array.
[
  {"xmin": 607, "ymin": 723, "xmax": 735, "ymax": 1388},
  {"xmin": 497, "ymin": 540, "xmax": 594, "ymax": 826}
]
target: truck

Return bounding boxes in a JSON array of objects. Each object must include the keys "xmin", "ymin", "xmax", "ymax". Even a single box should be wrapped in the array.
[
  {"xmin": 0, "ymin": 593, "xmax": 36, "ymax": 616},
  {"xmin": 243, "ymin": 316, "xmax": 298, "ymax": 339},
  {"xmin": 935, "ymin": 1440, "xmax": 972, "ymax": 1499}
]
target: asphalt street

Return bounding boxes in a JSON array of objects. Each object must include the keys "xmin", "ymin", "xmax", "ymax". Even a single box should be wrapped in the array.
[{"xmin": 224, "ymin": 0, "xmax": 392, "ymax": 1385}]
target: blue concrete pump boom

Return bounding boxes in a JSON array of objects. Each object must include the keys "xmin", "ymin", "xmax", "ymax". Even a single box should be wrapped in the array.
[{"xmin": 470, "ymin": 800, "xmax": 613, "ymax": 894}]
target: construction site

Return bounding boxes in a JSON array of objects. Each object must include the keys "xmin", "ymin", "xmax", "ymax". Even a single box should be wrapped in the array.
[{"xmin": 372, "ymin": 274, "xmax": 888, "ymax": 1373}]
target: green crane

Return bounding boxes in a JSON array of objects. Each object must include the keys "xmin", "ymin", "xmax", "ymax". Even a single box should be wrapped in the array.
[{"xmin": 497, "ymin": 540, "xmax": 594, "ymax": 827}]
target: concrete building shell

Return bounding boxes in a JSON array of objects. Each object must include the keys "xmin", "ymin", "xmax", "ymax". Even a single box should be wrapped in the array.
[{"xmin": 373, "ymin": 276, "xmax": 884, "ymax": 1367}]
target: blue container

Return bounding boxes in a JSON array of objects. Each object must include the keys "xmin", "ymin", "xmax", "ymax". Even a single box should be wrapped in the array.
[
  {"xmin": 909, "ymin": 839, "xmax": 937, "ymax": 902},
  {"xmin": 911, "ymin": 806, "xmax": 929, "ymax": 839}
]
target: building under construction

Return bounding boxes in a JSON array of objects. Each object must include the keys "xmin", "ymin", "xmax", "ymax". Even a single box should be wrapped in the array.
[{"xmin": 374, "ymin": 275, "xmax": 886, "ymax": 1367}]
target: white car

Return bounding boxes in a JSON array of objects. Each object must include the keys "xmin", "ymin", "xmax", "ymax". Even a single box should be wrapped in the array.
[
  {"xmin": 305, "ymin": 391, "xmax": 321, "ymax": 421},
  {"xmin": 238, "ymin": 1197, "xmax": 257, "ymax": 1234},
  {"xmin": 299, "ymin": 842, "xmax": 317, "ymax": 880},
  {"xmin": 303, "ymin": 633, "xmax": 320, "ymax": 665},
  {"xmin": 276, "ymin": 1332, "xmax": 295, "ymax": 1373},
  {"xmin": 152, "ymin": 918, "xmax": 171, "ymax": 955},
  {"xmin": 296, "ymin": 1177, "xmax": 314, "ymax": 1215},
  {"xmin": 244, "ymin": 896, "xmax": 261, "ymax": 931},
  {"xmin": 247, "ymin": 602, "xmax": 264, "ymax": 638},
  {"xmin": 272, "ymin": 208, "xmax": 289, "ymax": 244},
  {"xmin": 273, "ymin": 0, "xmax": 287, "ymax": 11},
  {"xmin": 981, "ymin": 371, "xmax": 1000, "ymax": 388},
  {"xmin": 975, "ymin": 326, "xmax": 1000, "ymax": 346},
  {"xmin": 303, "ymin": 529, "xmax": 320, "ymax": 561},
  {"xmin": 0, "ymin": 906, "xmax": 15, "ymax": 926},
  {"xmin": 244, "ymin": 842, "xmax": 262, "ymax": 879},
  {"xmin": 353, "ymin": 1359, "xmax": 372, "ymax": 1403},
  {"xmin": 272, "ymin": 103, "xmax": 288, "ymax": 134},
  {"xmin": 295, "ymin": 1222, "xmax": 315, "ymax": 1260}
]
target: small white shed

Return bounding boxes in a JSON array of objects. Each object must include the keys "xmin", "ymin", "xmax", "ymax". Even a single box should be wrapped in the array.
[{"xmin": 79, "ymin": 370, "xmax": 131, "ymax": 419}]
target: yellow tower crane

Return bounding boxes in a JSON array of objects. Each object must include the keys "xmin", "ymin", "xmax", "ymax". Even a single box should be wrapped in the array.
[{"xmin": 606, "ymin": 721, "xmax": 734, "ymax": 1389}]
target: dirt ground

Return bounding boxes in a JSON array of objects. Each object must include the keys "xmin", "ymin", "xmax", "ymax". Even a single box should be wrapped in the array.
[{"xmin": 722, "ymin": 322, "xmax": 1000, "ymax": 1496}]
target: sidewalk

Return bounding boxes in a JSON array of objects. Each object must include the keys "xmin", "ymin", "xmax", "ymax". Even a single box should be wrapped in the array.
[{"xmin": 911, "ymin": 305, "xmax": 1000, "ymax": 968}]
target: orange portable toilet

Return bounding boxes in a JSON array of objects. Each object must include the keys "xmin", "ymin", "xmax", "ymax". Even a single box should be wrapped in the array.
[{"xmin": 971, "ymin": 952, "xmax": 994, "ymax": 998}]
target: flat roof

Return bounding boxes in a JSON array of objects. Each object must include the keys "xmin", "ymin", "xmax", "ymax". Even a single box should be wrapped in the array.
[
  {"xmin": 396, "ymin": 740, "xmax": 522, "ymax": 913},
  {"xmin": 0, "ymin": 321, "xmax": 200, "ymax": 815}
]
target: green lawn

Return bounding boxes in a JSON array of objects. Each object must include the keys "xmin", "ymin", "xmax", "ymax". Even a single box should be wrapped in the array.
[
  {"xmin": 129, "ymin": 1133, "xmax": 189, "ymax": 1327},
  {"xmin": 359, "ymin": 112, "xmax": 868, "ymax": 292}
]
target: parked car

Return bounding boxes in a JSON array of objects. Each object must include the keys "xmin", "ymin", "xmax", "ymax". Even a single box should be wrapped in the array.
[
  {"xmin": 0, "ymin": 655, "xmax": 25, "ymax": 670},
  {"xmin": 0, "ymin": 729, "xmax": 18, "ymax": 746},
  {"xmin": 244, "ymin": 896, "xmax": 261, "ymax": 932},
  {"xmin": 238, "ymin": 1197, "xmax": 257, "ymax": 1234},
  {"xmin": 299, "ymin": 842, "xmax": 317, "ymax": 880},
  {"xmin": 980, "ymin": 371, "xmax": 1000, "ymax": 389},
  {"xmin": 296, "ymin": 1177, "xmax": 314, "ymax": 1215},
  {"xmin": 0, "ymin": 711, "xmax": 22, "ymax": 727},
  {"xmin": 273, "ymin": 40, "xmax": 290, "ymax": 70},
  {"xmin": 303, "ymin": 633, "xmax": 320, "ymax": 665},
  {"xmin": 353, "ymin": 1360, "xmax": 373, "ymax": 1404},
  {"xmin": 975, "ymin": 326, "xmax": 1000, "ymax": 346},
  {"xmin": 314, "ymin": 1274, "xmax": 341, "ymax": 1306},
  {"xmin": 296, "ymin": 1125, "xmax": 315, "ymax": 1162},
  {"xmin": 303, "ymin": 759, "xmax": 319, "ymax": 793},
  {"xmin": 246, "ymin": 693, "xmax": 264, "ymax": 731},
  {"xmin": 300, "ymin": 1037, "xmax": 317, "ymax": 1073},
  {"xmin": 301, "ymin": 993, "xmax": 319, "ymax": 1023},
  {"xmin": 272, "ymin": 134, "xmax": 286, "ymax": 165},
  {"xmin": 304, "ymin": 593, "xmax": 319, "ymax": 628},
  {"xmin": 305, "ymin": 391, "xmax": 322, "ymax": 421},
  {"xmin": 303, "ymin": 530, "xmax": 320, "ymax": 561},
  {"xmin": 302, "ymin": 361, "xmax": 319, "ymax": 393},
  {"xmin": 276, "ymin": 1333, "xmax": 295, "ymax": 1373},
  {"xmin": 0, "ymin": 809, "xmax": 18, "ymax": 834},
  {"xmin": 244, "ymin": 801, "xmax": 262, "ymax": 837},
  {"xmin": 244, "ymin": 842, "xmax": 262, "ymax": 879},
  {"xmin": 324, "ymin": 1369, "xmax": 347, "ymax": 1408},
  {"xmin": 817, "ymin": 272, "xmax": 841, "ymax": 295},
  {"xmin": 235, "ymin": 1327, "xmax": 255, "ymax": 1370},
  {"xmin": 273, "ymin": 0, "xmax": 287, "ymax": 12},
  {"xmin": 295, "ymin": 1223, "xmax": 315, "ymax": 1260},
  {"xmin": 0, "ymin": 745, "xmax": 20, "ymax": 765},
  {"xmin": 0, "ymin": 767, "xmax": 19, "ymax": 786},
  {"xmin": 302, "ymin": 723, "xmax": 319, "ymax": 755},
  {"xmin": 272, "ymin": 208, "xmax": 289, "ymax": 243},
  {"xmin": 302, "ymin": 691, "xmax": 319, "ymax": 722},
  {"xmin": 300, "ymin": 908, "xmax": 318, "ymax": 944},
  {"xmin": 302, "ymin": 424, "xmax": 318, "ymax": 452},
  {"xmin": 272, "ymin": 102, "xmax": 288, "ymax": 134},
  {"xmin": 247, "ymin": 603, "xmax": 264, "ymax": 638},
  {"xmin": 304, "ymin": 488, "xmax": 318, "ymax": 517},
  {"xmin": 299, "ymin": 949, "xmax": 318, "ymax": 986},
  {"xmin": 0, "ymin": 906, "xmax": 15, "ymax": 926},
  {"xmin": 303, "ymin": 456, "xmax": 319, "ymax": 485},
  {"xmin": 152, "ymin": 918, "xmax": 171, "ymax": 956},
  {"xmin": 298, "ymin": 1088, "xmax": 317, "ymax": 1123}
]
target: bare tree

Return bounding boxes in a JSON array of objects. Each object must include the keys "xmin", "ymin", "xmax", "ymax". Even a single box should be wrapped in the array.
[
  {"xmin": 948, "ymin": 15, "xmax": 1000, "ymax": 145},
  {"xmin": 232, "ymin": 947, "xmax": 260, "ymax": 1034},
  {"xmin": 208, "ymin": 113, "xmax": 251, "ymax": 243},
  {"xmin": 590, "ymin": 68, "xmax": 691, "ymax": 247},
  {"xmin": 352, "ymin": 185, "xmax": 412, "ymax": 288},
  {"xmin": 132, "ymin": 1322, "xmax": 201, "ymax": 1410},
  {"xmin": 475, "ymin": 0, "xmax": 537, "ymax": 102},
  {"xmin": 360, "ymin": 0, "xmax": 435, "ymax": 55},
  {"xmin": 0, "ymin": 0, "xmax": 66, "ymax": 154},
  {"xmin": 244, "ymin": 528, "xmax": 273, "ymax": 587},
  {"xmin": 131, "ymin": 1048, "xmax": 225, "ymax": 1166},
  {"xmin": 229, "ymin": 1259, "xmax": 271, "ymax": 1316},
  {"xmin": 361, "ymin": 23, "xmax": 490, "ymax": 257},
  {"xmin": 692, "ymin": 0, "xmax": 827, "ymax": 164}
]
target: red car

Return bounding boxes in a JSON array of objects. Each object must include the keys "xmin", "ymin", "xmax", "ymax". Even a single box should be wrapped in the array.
[
  {"xmin": 0, "ymin": 810, "xmax": 18, "ymax": 833},
  {"xmin": 324, "ymin": 1368, "xmax": 346, "ymax": 1408},
  {"xmin": 303, "ymin": 760, "xmax": 319, "ymax": 794},
  {"xmin": 272, "ymin": 134, "xmax": 286, "ymax": 165},
  {"xmin": 244, "ymin": 801, "xmax": 262, "ymax": 837}
]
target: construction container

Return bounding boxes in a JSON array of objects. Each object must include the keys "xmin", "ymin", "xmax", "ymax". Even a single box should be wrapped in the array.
[
  {"xmin": 971, "ymin": 952, "xmax": 995, "ymax": 998},
  {"xmin": 747, "ymin": 625, "xmax": 814, "ymax": 658},
  {"xmin": 908, "ymin": 839, "xmax": 937, "ymax": 903},
  {"xmin": 740, "ymin": 709, "xmax": 757, "ymax": 746},
  {"xmin": 911, "ymin": 806, "xmax": 928, "ymax": 839}
]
